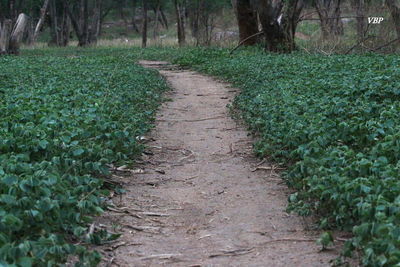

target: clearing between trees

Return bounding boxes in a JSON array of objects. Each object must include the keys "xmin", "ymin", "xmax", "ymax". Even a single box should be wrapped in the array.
[{"xmin": 98, "ymin": 60, "xmax": 339, "ymax": 266}]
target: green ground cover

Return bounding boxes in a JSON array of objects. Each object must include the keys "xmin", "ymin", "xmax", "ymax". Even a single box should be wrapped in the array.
[
  {"xmin": 0, "ymin": 49, "xmax": 168, "ymax": 266},
  {"xmin": 141, "ymin": 47, "xmax": 400, "ymax": 266},
  {"xmin": 4, "ymin": 46, "xmax": 400, "ymax": 266}
]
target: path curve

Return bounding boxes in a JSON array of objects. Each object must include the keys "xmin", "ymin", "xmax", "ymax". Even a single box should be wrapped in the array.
[{"xmin": 99, "ymin": 61, "xmax": 338, "ymax": 266}]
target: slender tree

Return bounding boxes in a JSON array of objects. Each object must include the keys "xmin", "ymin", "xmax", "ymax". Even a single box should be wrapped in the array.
[
  {"xmin": 314, "ymin": 0, "xmax": 344, "ymax": 39},
  {"xmin": 142, "ymin": 0, "xmax": 148, "ymax": 48},
  {"xmin": 351, "ymin": 0, "xmax": 367, "ymax": 42},
  {"xmin": 386, "ymin": 0, "xmax": 400, "ymax": 39},
  {"xmin": 174, "ymin": 0, "xmax": 186, "ymax": 46}
]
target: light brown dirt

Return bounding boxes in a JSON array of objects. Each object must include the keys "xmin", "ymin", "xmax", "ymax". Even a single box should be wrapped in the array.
[{"xmin": 99, "ymin": 61, "xmax": 341, "ymax": 267}]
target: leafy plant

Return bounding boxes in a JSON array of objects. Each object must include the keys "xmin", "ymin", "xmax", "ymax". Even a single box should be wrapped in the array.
[
  {"xmin": 0, "ymin": 49, "xmax": 168, "ymax": 266},
  {"xmin": 139, "ymin": 47, "xmax": 400, "ymax": 266}
]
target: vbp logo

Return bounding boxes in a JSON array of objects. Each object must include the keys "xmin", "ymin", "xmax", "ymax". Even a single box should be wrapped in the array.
[{"xmin": 368, "ymin": 17, "xmax": 384, "ymax": 24}]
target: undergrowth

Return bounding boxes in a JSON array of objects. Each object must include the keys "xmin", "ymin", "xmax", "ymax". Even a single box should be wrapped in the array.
[
  {"xmin": 139, "ymin": 47, "xmax": 400, "ymax": 266},
  {"xmin": 0, "ymin": 50, "xmax": 168, "ymax": 266}
]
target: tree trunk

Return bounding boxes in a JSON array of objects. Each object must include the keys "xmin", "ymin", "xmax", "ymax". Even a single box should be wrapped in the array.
[
  {"xmin": 9, "ymin": 13, "xmax": 28, "ymax": 54},
  {"xmin": 67, "ymin": 0, "xmax": 101, "ymax": 47},
  {"xmin": 386, "ymin": 0, "xmax": 400, "ymax": 38},
  {"xmin": 314, "ymin": 0, "xmax": 343, "ymax": 40},
  {"xmin": 0, "ymin": 20, "xmax": 12, "ymax": 54},
  {"xmin": 174, "ymin": 0, "xmax": 186, "ymax": 46},
  {"xmin": 256, "ymin": 0, "xmax": 304, "ymax": 52},
  {"xmin": 33, "ymin": 0, "xmax": 50, "ymax": 42},
  {"xmin": 160, "ymin": 8, "xmax": 168, "ymax": 29},
  {"xmin": 188, "ymin": 0, "xmax": 200, "ymax": 44},
  {"xmin": 49, "ymin": 0, "xmax": 70, "ymax": 46},
  {"xmin": 131, "ymin": 0, "xmax": 140, "ymax": 33},
  {"xmin": 235, "ymin": 0, "xmax": 259, "ymax": 46},
  {"xmin": 142, "ymin": 0, "xmax": 148, "ymax": 48},
  {"xmin": 153, "ymin": 1, "xmax": 160, "ymax": 39},
  {"xmin": 351, "ymin": 0, "xmax": 366, "ymax": 42}
]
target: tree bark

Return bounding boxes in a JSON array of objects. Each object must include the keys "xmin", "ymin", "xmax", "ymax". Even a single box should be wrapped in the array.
[
  {"xmin": 9, "ymin": 13, "xmax": 28, "ymax": 54},
  {"xmin": 234, "ymin": 0, "xmax": 259, "ymax": 46},
  {"xmin": 153, "ymin": 0, "xmax": 160, "ymax": 39},
  {"xmin": 174, "ymin": 0, "xmax": 186, "ymax": 46},
  {"xmin": 33, "ymin": 0, "xmax": 50, "ymax": 43},
  {"xmin": 67, "ymin": 0, "xmax": 101, "ymax": 47},
  {"xmin": 0, "ymin": 20, "xmax": 12, "ymax": 54},
  {"xmin": 131, "ymin": 0, "xmax": 140, "ymax": 33},
  {"xmin": 351, "ymin": 0, "xmax": 366, "ymax": 42},
  {"xmin": 142, "ymin": 0, "xmax": 148, "ymax": 48},
  {"xmin": 160, "ymin": 8, "xmax": 168, "ymax": 29},
  {"xmin": 386, "ymin": 0, "xmax": 400, "ymax": 38},
  {"xmin": 256, "ymin": 0, "xmax": 304, "ymax": 52},
  {"xmin": 314, "ymin": 0, "xmax": 343, "ymax": 40}
]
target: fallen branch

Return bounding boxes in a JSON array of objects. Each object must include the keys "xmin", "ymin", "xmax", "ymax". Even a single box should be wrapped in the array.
[
  {"xmin": 107, "ymin": 206, "xmax": 143, "ymax": 219},
  {"xmin": 230, "ymin": 31, "xmax": 264, "ymax": 54},
  {"xmin": 259, "ymin": 238, "xmax": 316, "ymax": 245},
  {"xmin": 345, "ymin": 24, "xmax": 372, "ymax": 55},
  {"xmin": 209, "ymin": 247, "xmax": 255, "ymax": 258},
  {"xmin": 140, "ymin": 212, "xmax": 170, "ymax": 217},
  {"xmin": 141, "ymin": 253, "xmax": 182, "ymax": 260},
  {"xmin": 251, "ymin": 166, "xmax": 285, "ymax": 172},
  {"xmin": 370, "ymin": 37, "xmax": 400, "ymax": 52},
  {"xmin": 122, "ymin": 224, "xmax": 160, "ymax": 232}
]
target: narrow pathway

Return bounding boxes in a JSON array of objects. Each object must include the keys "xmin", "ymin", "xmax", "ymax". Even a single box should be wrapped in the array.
[{"xmin": 100, "ymin": 61, "xmax": 338, "ymax": 266}]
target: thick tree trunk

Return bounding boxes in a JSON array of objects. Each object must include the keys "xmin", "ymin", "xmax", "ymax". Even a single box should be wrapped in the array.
[
  {"xmin": 33, "ymin": 0, "xmax": 50, "ymax": 42},
  {"xmin": 9, "ymin": 13, "xmax": 28, "ymax": 54},
  {"xmin": 256, "ymin": 0, "xmax": 304, "ymax": 52},
  {"xmin": 174, "ymin": 0, "xmax": 186, "ymax": 47},
  {"xmin": 142, "ymin": 0, "xmax": 148, "ymax": 48},
  {"xmin": 235, "ymin": 0, "xmax": 259, "ymax": 46},
  {"xmin": 386, "ymin": 0, "xmax": 400, "ymax": 38},
  {"xmin": 0, "ymin": 20, "xmax": 12, "ymax": 54},
  {"xmin": 314, "ymin": 0, "xmax": 343, "ymax": 39}
]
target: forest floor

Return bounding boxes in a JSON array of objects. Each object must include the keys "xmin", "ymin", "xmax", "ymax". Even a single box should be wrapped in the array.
[{"xmin": 98, "ymin": 61, "xmax": 340, "ymax": 266}]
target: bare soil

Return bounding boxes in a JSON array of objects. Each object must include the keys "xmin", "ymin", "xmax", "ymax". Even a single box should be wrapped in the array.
[{"xmin": 99, "ymin": 61, "xmax": 340, "ymax": 266}]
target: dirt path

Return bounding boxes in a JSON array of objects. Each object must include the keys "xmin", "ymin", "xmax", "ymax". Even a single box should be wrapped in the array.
[{"xmin": 100, "ymin": 61, "xmax": 339, "ymax": 266}]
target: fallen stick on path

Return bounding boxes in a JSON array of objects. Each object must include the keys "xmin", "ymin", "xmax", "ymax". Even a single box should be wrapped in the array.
[
  {"xmin": 141, "ymin": 254, "xmax": 182, "ymax": 260},
  {"xmin": 209, "ymin": 247, "xmax": 255, "ymax": 258},
  {"xmin": 251, "ymin": 166, "xmax": 285, "ymax": 172}
]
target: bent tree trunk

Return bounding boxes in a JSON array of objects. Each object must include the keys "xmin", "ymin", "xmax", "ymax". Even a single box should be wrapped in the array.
[
  {"xmin": 0, "ymin": 13, "xmax": 28, "ymax": 55},
  {"xmin": 386, "ymin": 0, "xmax": 400, "ymax": 38},
  {"xmin": 0, "ymin": 20, "xmax": 12, "ymax": 54},
  {"xmin": 256, "ymin": 0, "xmax": 304, "ymax": 52},
  {"xmin": 33, "ymin": 0, "xmax": 50, "ymax": 43},
  {"xmin": 234, "ymin": 0, "xmax": 259, "ymax": 46},
  {"xmin": 314, "ymin": 0, "xmax": 343, "ymax": 40}
]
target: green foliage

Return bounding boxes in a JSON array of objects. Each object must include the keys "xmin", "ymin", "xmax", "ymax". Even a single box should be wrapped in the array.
[
  {"xmin": 0, "ymin": 49, "xmax": 168, "ymax": 266},
  {"xmin": 144, "ymin": 47, "xmax": 400, "ymax": 266},
  {"xmin": 317, "ymin": 231, "xmax": 334, "ymax": 250}
]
